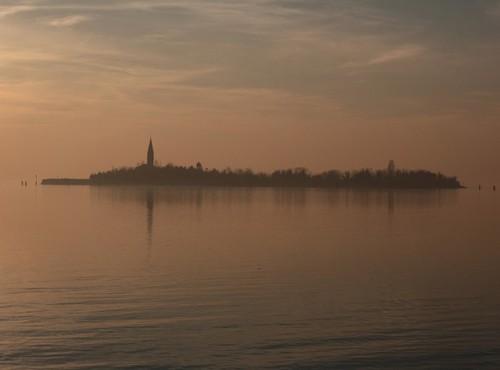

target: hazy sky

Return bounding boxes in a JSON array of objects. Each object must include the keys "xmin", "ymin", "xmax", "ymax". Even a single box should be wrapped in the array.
[{"xmin": 1, "ymin": 0, "xmax": 500, "ymax": 185}]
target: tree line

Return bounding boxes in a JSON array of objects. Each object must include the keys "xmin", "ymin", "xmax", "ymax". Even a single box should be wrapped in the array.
[{"xmin": 89, "ymin": 161, "xmax": 462, "ymax": 188}]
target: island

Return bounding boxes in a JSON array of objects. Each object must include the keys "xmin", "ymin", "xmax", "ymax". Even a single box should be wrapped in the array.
[{"xmin": 42, "ymin": 140, "xmax": 463, "ymax": 189}]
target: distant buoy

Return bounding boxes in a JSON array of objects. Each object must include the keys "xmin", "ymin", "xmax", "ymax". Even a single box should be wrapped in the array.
[
  {"xmin": 494, "ymin": 185, "xmax": 496, "ymax": 192},
  {"xmin": 479, "ymin": 184, "xmax": 481, "ymax": 191}
]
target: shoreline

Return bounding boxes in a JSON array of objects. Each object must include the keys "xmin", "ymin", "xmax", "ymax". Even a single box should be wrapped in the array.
[{"xmin": 41, "ymin": 178, "xmax": 465, "ymax": 189}]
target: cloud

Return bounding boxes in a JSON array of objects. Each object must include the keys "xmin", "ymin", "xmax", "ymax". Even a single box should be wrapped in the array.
[
  {"xmin": 343, "ymin": 45, "xmax": 426, "ymax": 69},
  {"xmin": 0, "ymin": 5, "xmax": 34, "ymax": 18},
  {"xmin": 48, "ymin": 15, "xmax": 91, "ymax": 27},
  {"xmin": 368, "ymin": 45, "xmax": 425, "ymax": 65},
  {"xmin": 0, "ymin": 0, "xmax": 498, "ymax": 124}
]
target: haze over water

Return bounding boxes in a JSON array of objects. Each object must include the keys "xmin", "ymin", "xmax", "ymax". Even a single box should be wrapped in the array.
[{"xmin": 1, "ymin": 183, "xmax": 499, "ymax": 369}]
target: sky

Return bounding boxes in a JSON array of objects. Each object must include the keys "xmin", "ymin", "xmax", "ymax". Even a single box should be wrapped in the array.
[{"xmin": 1, "ymin": 0, "xmax": 500, "ymax": 185}]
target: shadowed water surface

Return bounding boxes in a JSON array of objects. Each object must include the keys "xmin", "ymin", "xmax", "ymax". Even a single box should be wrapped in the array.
[{"xmin": 0, "ymin": 184, "xmax": 499, "ymax": 369}]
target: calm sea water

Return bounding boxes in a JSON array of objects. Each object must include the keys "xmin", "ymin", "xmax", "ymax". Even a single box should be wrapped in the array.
[{"xmin": 0, "ymin": 183, "xmax": 499, "ymax": 369}]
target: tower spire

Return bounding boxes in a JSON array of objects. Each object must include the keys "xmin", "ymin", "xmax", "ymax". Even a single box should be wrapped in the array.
[{"xmin": 147, "ymin": 138, "xmax": 154, "ymax": 167}]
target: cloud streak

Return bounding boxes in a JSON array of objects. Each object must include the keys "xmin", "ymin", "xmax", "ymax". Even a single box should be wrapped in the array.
[
  {"xmin": 48, "ymin": 15, "xmax": 91, "ymax": 27},
  {"xmin": 368, "ymin": 45, "xmax": 425, "ymax": 65},
  {"xmin": 0, "ymin": 5, "xmax": 34, "ymax": 18}
]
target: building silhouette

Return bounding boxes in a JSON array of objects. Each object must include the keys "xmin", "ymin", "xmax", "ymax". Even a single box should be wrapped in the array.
[{"xmin": 147, "ymin": 138, "xmax": 154, "ymax": 167}]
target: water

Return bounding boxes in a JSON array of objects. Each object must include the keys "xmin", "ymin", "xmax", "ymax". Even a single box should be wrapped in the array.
[{"xmin": 0, "ymin": 184, "xmax": 499, "ymax": 369}]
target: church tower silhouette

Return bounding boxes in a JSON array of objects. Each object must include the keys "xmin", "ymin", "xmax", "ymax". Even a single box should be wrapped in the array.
[{"xmin": 147, "ymin": 138, "xmax": 154, "ymax": 167}]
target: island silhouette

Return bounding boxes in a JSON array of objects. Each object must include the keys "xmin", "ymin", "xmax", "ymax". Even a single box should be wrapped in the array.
[{"xmin": 42, "ymin": 139, "xmax": 462, "ymax": 188}]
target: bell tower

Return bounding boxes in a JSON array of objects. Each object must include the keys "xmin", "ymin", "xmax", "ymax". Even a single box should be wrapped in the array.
[{"xmin": 147, "ymin": 138, "xmax": 154, "ymax": 167}]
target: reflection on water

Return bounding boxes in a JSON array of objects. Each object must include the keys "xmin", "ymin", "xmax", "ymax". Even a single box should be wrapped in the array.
[
  {"xmin": 146, "ymin": 190, "xmax": 154, "ymax": 258},
  {"xmin": 0, "ymin": 184, "xmax": 498, "ymax": 369},
  {"xmin": 91, "ymin": 187, "xmax": 459, "ymax": 258},
  {"xmin": 91, "ymin": 186, "xmax": 459, "ymax": 230},
  {"xmin": 90, "ymin": 186, "xmax": 458, "ymax": 209}
]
